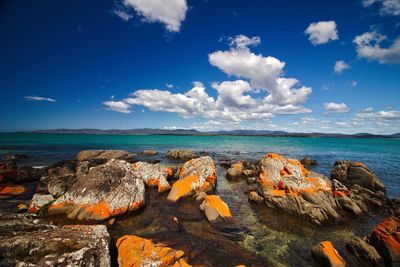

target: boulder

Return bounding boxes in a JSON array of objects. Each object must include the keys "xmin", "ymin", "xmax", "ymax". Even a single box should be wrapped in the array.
[
  {"xmin": 16, "ymin": 166, "xmax": 48, "ymax": 183},
  {"xmin": 346, "ymin": 237, "xmax": 384, "ymax": 266},
  {"xmin": 131, "ymin": 161, "xmax": 173, "ymax": 192},
  {"xmin": 200, "ymin": 195, "xmax": 232, "ymax": 223},
  {"xmin": 167, "ymin": 156, "xmax": 217, "ymax": 202},
  {"xmin": 142, "ymin": 149, "xmax": 158, "ymax": 156},
  {"xmin": 116, "ymin": 235, "xmax": 191, "ymax": 267},
  {"xmin": 301, "ymin": 156, "xmax": 318, "ymax": 166},
  {"xmin": 28, "ymin": 193, "xmax": 54, "ymax": 214},
  {"xmin": 40, "ymin": 160, "xmax": 78, "ymax": 197},
  {"xmin": 49, "ymin": 159, "xmax": 145, "ymax": 221},
  {"xmin": 226, "ymin": 162, "xmax": 245, "ymax": 180},
  {"xmin": 331, "ymin": 161, "xmax": 385, "ymax": 193},
  {"xmin": 0, "ymin": 213, "xmax": 110, "ymax": 266},
  {"xmin": 311, "ymin": 241, "xmax": 346, "ymax": 267},
  {"xmin": 75, "ymin": 149, "xmax": 135, "ymax": 162},
  {"xmin": 166, "ymin": 149, "xmax": 197, "ymax": 160}
]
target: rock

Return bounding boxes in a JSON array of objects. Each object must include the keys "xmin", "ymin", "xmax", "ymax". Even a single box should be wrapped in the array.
[
  {"xmin": 116, "ymin": 235, "xmax": 191, "ymax": 267},
  {"xmin": 167, "ymin": 156, "xmax": 217, "ymax": 202},
  {"xmin": 28, "ymin": 193, "xmax": 54, "ymax": 214},
  {"xmin": 243, "ymin": 169, "xmax": 255, "ymax": 177},
  {"xmin": 331, "ymin": 160, "xmax": 385, "ymax": 193},
  {"xmin": 75, "ymin": 149, "xmax": 135, "ymax": 162},
  {"xmin": 301, "ymin": 156, "xmax": 318, "ymax": 166},
  {"xmin": 196, "ymin": 191, "xmax": 207, "ymax": 201},
  {"xmin": 0, "ymin": 213, "xmax": 110, "ymax": 266},
  {"xmin": 247, "ymin": 176, "xmax": 256, "ymax": 184},
  {"xmin": 131, "ymin": 161, "xmax": 173, "ymax": 192},
  {"xmin": 3, "ymin": 153, "xmax": 28, "ymax": 162},
  {"xmin": 40, "ymin": 160, "xmax": 78, "ymax": 197},
  {"xmin": 16, "ymin": 166, "xmax": 48, "ymax": 183},
  {"xmin": 200, "ymin": 195, "xmax": 232, "ymax": 223},
  {"xmin": 346, "ymin": 237, "xmax": 384, "ymax": 266},
  {"xmin": 367, "ymin": 215, "xmax": 400, "ymax": 266},
  {"xmin": 166, "ymin": 149, "xmax": 197, "ymax": 160},
  {"xmin": 248, "ymin": 191, "xmax": 264, "ymax": 204},
  {"xmin": 16, "ymin": 203, "xmax": 28, "ymax": 213},
  {"xmin": 142, "ymin": 149, "xmax": 158, "ymax": 156},
  {"xmin": 0, "ymin": 163, "xmax": 17, "ymax": 182},
  {"xmin": 0, "ymin": 184, "xmax": 26, "ymax": 199},
  {"xmin": 311, "ymin": 241, "xmax": 346, "ymax": 267},
  {"xmin": 226, "ymin": 162, "xmax": 245, "ymax": 180},
  {"xmin": 48, "ymin": 159, "xmax": 145, "ymax": 221}
]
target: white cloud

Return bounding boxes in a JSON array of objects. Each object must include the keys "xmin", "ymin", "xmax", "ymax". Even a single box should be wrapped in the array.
[
  {"xmin": 103, "ymin": 100, "xmax": 131, "ymax": 113},
  {"xmin": 351, "ymin": 80, "xmax": 358, "ymax": 87},
  {"xmin": 362, "ymin": 0, "xmax": 400, "ymax": 16},
  {"xmin": 323, "ymin": 102, "xmax": 350, "ymax": 113},
  {"xmin": 356, "ymin": 108, "xmax": 400, "ymax": 120},
  {"xmin": 228, "ymin": 34, "xmax": 261, "ymax": 49},
  {"xmin": 166, "ymin": 83, "xmax": 174, "ymax": 88},
  {"xmin": 122, "ymin": 0, "xmax": 188, "ymax": 32},
  {"xmin": 334, "ymin": 60, "xmax": 350, "ymax": 74},
  {"xmin": 24, "ymin": 96, "xmax": 56, "ymax": 102},
  {"xmin": 305, "ymin": 21, "xmax": 339, "ymax": 45},
  {"xmin": 113, "ymin": 9, "xmax": 134, "ymax": 21},
  {"xmin": 354, "ymin": 31, "xmax": 400, "ymax": 64}
]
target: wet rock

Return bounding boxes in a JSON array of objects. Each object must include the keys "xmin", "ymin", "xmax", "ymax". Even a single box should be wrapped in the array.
[
  {"xmin": 142, "ymin": 149, "xmax": 158, "ymax": 156},
  {"xmin": 131, "ymin": 161, "xmax": 173, "ymax": 192},
  {"xmin": 200, "ymin": 195, "xmax": 232, "ymax": 223},
  {"xmin": 346, "ymin": 237, "xmax": 384, "ymax": 266},
  {"xmin": 367, "ymin": 214, "xmax": 400, "ymax": 266},
  {"xmin": 76, "ymin": 149, "xmax": 135, "ymax": 162},
  {"xmin": 167, "ymin": 156, "xmax": 217, "ymax": 202},
  {"xmin": 16, "ymin": 166, "xmax": 48, "ymax": 183},
  {"xmin": 311, "ymin": 241, "xmax": 346, "ymax": 267},
  {"xmin": 49, "ymin": 159, "xmax": 145, "ymax": 221},
  {"xmin": 226, "ymin": 162, "xmax": 245, "ymax": 180},
  {"xmin": 331, "ymin": 160, "xmax": 385, "ymax": 193},
  {"xmin": 0, "ymin": 213, "xmax": 110, "ymax": 266},
  {"xmin": 28, "ymin": 193, "xmax": 54, "ymax": 214},
  {"xmin": 166, "ymin": 149, "xmax": 197, "ymax": 160},
  {"xmin": 301, "ymin": 156, "xmax": 318, "ymax": 166},
  {"xmin": 0, "ymin": 184, "xmax": 26, "ymax": 199},
  {"xmin": 116, "ymin": 235, "xmax": 191, "ymax": 267}
]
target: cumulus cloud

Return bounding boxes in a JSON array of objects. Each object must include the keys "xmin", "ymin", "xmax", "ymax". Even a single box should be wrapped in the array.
[
  {"xmin": 113, "ymin": 9, "xmax": 134, "ymax": 21},
  {"xmin": 356, "ymin": 108, "xmax": 400, "ymax": 120},
  {"xmin": 24, "ymin": 96, "xmax": 56, "ymax": 102},
  {"xmin": 166, "ymin": 83, "xmax": 174, "ymax": 88},
  {"xmin": 305, "ymin": 21, "xmax": 339, "ymax": 45},
  {"xmin": 354, "ymin": 31, "xmax": 400, "ymax": 64},
  {"xmin": 323, "ymin": 102, "xmax": 350, "ymax": 113},
  {"xmin": 122, "ymin": 0, "xmax": 188, "ymax": 32},
  {"xmin": 334, "ymin": 60, "xmax": 350, "ymax": 74},
  {"xmin": 103, "ymin": 100, "xmax": 131, "ymax": 113},
  {"xmin": 362, "ymin": 0, "xmax": 400, "ymax": 16}
]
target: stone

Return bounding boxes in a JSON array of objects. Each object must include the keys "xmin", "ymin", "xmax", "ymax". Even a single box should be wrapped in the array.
[
  {"xmin": 0, "ymin": 163, "xmax": 17, "ymax": 183},
  {"xmin": 167, "ymin": 156, "xmax": 217, "ymax": 202},
  {"xmin": 346, "ymin": 237, "xmax": 384, "ymax": 266},
  {"xmin": 0, "ymin": 184, "xmax": 26, "ymax": 199},
  {"xmin": 226, "ymin": 162, "xmax": 245, "ymax": 180},
  {"xmin": 200, "ymin": 195, "xmax": 232, "ymax": 223},
  {"xmin": 28, "ymin": 194, "xmax": 55, "ymax": 214},
  {"xmin": 16, "ymin": 166, "xmax": 48, "ymax": 183},
  {"xmin": 301, "ymin": 156, "xmax": 318, "ymax": 166},
  {"xmin": 166, "ymin": 149, "xmax": 197, "ymax": 160},
  {"xmin": 0, "ymin": 213, "xmax": 110, "ymax": 266},
  {"xmin": 331, "ymin": 160, "xmax": 385, "ymax": 193},
  {"xmin": 311, "ymin": 241, "xmax": 346, "ymax": 267},
  {"xmin": 40, "ymin": 160, "xmax": 78, "ymax": 197},
  {"xmin": 75, "ymin": 149, "xmax": 135, "ymax": 162},
  {"xmin": 196, "ymin": 191, "xmax": 207, "ymax": 201},
  {"xmin": 116, "ymin": 235, "xmax": 191, "ymax": 267},
  {"xmin": 131, "ymin": 161, "xmax": 173, "ymax": 192},
  {"xmin": 49, "ymin": 159, "xmax": 145, "ymax": 221},
  {"xmin": 16, "ymin": 203, "xmax": 28, "ymax": 213},
  {"xmin": 248, "ymin": 191, "xmax": 264, "ymax": 204},
  {"xmin": 142, "ymin": 149, "xmax": 158, "ymax": 156}
]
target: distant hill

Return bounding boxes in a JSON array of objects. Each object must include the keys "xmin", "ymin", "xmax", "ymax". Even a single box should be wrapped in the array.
[{"xmin": 19, "ymin": 128, "xmax": 400, "ymax": 138}]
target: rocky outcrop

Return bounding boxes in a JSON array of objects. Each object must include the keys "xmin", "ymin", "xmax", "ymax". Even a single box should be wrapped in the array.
[
  {"xmin": 0, "ymin": 213, "xmax": 110, "ymax": 266},
  {"xmin": 311, "ymin": 241, "xmax": 346, "ymax": 267},
  {"xmin": 131, "ymin": 161, "xmax": 173, "ymax": 192},
  {"xmin": 48, "ymin": 159, "xmax": 145, "ymax": 221},
  {"xmin": 331, "ymin": 160, "xmax": 385, "ymax": 193},
  {"xmin": 301, "ymin": 156, "xmax": 318, "ymax": 166},
  {"xmin": 167, "ymin": 156, "xmax": 217, "ymax": 202},
  {"xmin": 200, "ymin": 195, "xmax": 232, "ymax": 223},
  {"xmin": 346, "ymin": 237, "xmax": 384, "ymax": 266},
  {"xmin": 167, "ymin": 149, "xmax": 197, "ymax": 160},
  {"xmin": 28, "ymin": 193, "xmax": 54, "ymax": 213},
  {"xmin": 75, "ymin": 149, "xmax": 135, "ymax": 162},
  {"xmin": 116, "ymin": 235, "xmax": 191, "ymax": 267}
]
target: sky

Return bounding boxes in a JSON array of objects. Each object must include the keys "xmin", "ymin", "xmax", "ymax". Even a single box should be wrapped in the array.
[{"xmin": 0, "ymin": 0, "xmax": 399, "ymax": 134}]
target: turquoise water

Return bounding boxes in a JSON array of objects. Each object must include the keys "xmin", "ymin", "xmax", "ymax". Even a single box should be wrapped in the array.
[{"xmin": 1, "ymin": 133, "xmax": 399, "ymax": 196}]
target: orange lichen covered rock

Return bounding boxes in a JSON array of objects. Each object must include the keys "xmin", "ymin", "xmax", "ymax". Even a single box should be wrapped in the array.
[
  {"xmin": 311, "ymin": 241, "xmax": 346, "ymax": 267},
  {"xmin": 0, "ymin": 184, "xmax": 26, "ymax": 198},
  {"xmin": 200, "ymin": 195, "xmax": 232, "ymax": 222},
  {"xmin": 49, "ymin": 159, "xmax": 145, "ymax": 221},
  {"xmin": 116, "ymin": 235, "xmax": 191, "ymax": 267},
  {"xmin": 28, "ymin": 194, "xmax": 54, "ymax": 213},
  {"xmin": 226, "ymin": 161, "xmax": 244, "ymax": 179},
  {"xmin": 167, "ymin": 156, "xmax": 216, "ymax": 202},
  {"xmin": 131, "ymin": 162, "xmax": 173, "ymax": 192}
]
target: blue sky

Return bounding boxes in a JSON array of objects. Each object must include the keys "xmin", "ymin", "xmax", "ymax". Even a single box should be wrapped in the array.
[{"xmin": 0, "ymin": 0, "xmax": 399, "ymax": 134}]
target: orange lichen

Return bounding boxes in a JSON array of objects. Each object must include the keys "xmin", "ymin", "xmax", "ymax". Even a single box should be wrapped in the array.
[
  {"xmin": 232, "ymin": 162, "xmax": 244, "ymax": 172},
  {"xmin": 372, "ymin": 217, "xmax": 400, "ymax": 256},
  {"xmin": 318, "ymin": 241, "xmax": 346, "ymax": 267},
  {"xmin": 0, "ymin": 184, "xmax": 26, "ymax": 196},
  {"xmin": 266, "ymin": 153, "xmax": 284, "ymax": 159},
  {"xmin": 269, "ymin": 189, "xmax": 286, "ymax": 197},
  {"xmin": 117, "ymin": 235, "xmax": 189, "ymax": 267},
  {"xmin": 332, "ymin": 191, "xmax": 349, "ymax": 198},
  {"xmin": 167, "ymin": 174, "xmax": 199, "ymax": 202},
  {"xmin": 304, "ymin": 177, "xmax": 331, "ymax": 192},
  {"xmin": 258, "ymin": 172, "xmax": 274, "ymax": 189},
  {"xmin": 203, "ymin": 195, "xmax": 232, "ymax": 218},
  {"xmin": 164, "ymin": 167, "xmax": 174, "ymax": 178}
]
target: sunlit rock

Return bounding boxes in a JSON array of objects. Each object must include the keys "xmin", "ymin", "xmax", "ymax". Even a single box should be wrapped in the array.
[
  {"xmin": 311, "ymin": 241, "xmax": 346, "ymax": 267},
  {"xmin": 200, "ymin": 195, "xmax": 232, "ymax": 223},
  {"xmin": 131, "ymin": 161, "xmax": 173, "ymax": 192}
]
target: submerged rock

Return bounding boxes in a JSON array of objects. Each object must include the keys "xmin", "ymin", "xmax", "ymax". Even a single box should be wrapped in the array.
[
  {"xmin": 116, "ymin": 235, "xmax": 191, "ymax": 267},
  {"xmin": 76, "ymin": 149, "xmax": 135, "ymax": 162},
  {"xmin": 142, "ymin": 149, "xmax": 158, "ymax": 156},
  {"xmin": 0, "ymin": 213, "xmax": 110, "ymax": 266},
  {"xmin": 131, "ymin": 161, "xmax": 173, "ymax": 192},
  {"xmin": 311, "ymin": 241, "xmax": 346, "ymax": 267},
  {"xmin": 200, "ymin": 195, "xmax": 232, "ymax": 223},
  {"xmin": 167, "ymin": 156, "xmax": 217, "ymax": 202},
  {"xmin": 346, "ymin": 237, "xmax": 384, "ymax": 266},
  {"xmin": 301, "ymin": 156, "xmax": 318, "ymax": 166},
  {"xmin": 167, "ymin": 149, "xmax": 197, "ymax": 160},
  {"xmin": 49, "ymin": 159, "xmax": 145, "ymax": 221}
]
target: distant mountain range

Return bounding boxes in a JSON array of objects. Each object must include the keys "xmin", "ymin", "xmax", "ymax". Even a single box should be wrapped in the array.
[{"xmin": 20, "ymin": 128, "xmax": 400, "ymax": 138}]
